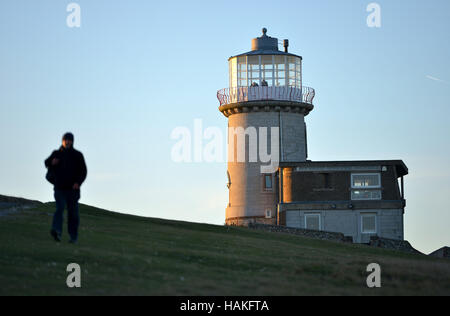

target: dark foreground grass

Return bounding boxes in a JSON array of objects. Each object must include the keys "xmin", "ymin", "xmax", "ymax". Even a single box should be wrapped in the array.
[{"xmin": 0, "ymin": 202, "xmax": 449, "ymax": 295}]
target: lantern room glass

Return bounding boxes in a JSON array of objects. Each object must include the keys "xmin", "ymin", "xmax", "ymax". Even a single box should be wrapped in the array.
[{"xmin": 229, "ymin": 55, "xmax": 302, "ymax": 89}]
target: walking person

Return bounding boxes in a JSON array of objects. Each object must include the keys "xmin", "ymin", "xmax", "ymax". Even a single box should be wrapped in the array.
[{"xmin": 45, "ymin": 132, "xmax": 87, "ymax": 243}]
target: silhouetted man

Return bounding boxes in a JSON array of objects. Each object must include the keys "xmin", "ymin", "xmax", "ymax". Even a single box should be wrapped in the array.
[{"xmin": 45, "ymin": 133, "xmax": 87, "ymax": 243}]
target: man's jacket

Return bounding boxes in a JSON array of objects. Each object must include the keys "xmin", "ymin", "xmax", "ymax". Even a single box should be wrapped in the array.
[{"xmin": 45, "ymin": 146, "xmax": 87, "ymax": 190}]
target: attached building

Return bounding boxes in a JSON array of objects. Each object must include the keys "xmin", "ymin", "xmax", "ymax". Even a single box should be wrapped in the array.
[{"xmin": 278, "ymin": 160, "xmax": 408, "ymax": 243}]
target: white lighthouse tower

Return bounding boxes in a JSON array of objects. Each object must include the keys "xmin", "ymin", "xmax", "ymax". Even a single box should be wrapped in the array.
[{"xmin": 217, "ymin": 28, "xmax": 315, "ymax": 226}]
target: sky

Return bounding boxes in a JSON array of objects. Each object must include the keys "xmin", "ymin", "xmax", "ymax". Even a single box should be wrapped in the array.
[{"xmin": 0, "ymin": 0, "xmax": 449, "ymax": 254}]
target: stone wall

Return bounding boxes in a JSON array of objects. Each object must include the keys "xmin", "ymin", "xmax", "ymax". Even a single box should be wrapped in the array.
[
  {"xmin": 226, "ymin": 217, "xmax": 276, "ymax": 227},
  {"xmin": 247, "ymin": 223, "xmax": 424, "ymax": 256},
  {"xmin": 247, "ymin": 223, "xmax": 353, "ymax": 243},
  {"xmin": 369, "ymin": 236, "xmax": 423, "ymax": 255}
]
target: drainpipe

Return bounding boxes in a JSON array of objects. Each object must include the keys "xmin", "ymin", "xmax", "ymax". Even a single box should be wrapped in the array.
[
  {"xmin": 277, "ymin": 167, "xmax": 284, "ymax": 226},
  {"xmin": 277, "ymin": 110, "xmax": 284, "ymax": 226},
  {"xmin": 279, "ymin": 111, "xmax": 283, "ymax": 162}
]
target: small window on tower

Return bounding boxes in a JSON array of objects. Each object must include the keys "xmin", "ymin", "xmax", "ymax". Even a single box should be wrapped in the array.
[{"xmin": 263, "ymin": 175, "xmax": 273, "ymax": 191}]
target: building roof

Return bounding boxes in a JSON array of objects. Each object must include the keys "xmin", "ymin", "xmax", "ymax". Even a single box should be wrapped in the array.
[
  {"xmin": 228, "ymin": 28, "xmax": 302, "ymax": 60},
  {"xmin": 229, "ymin": 50, "xmax": 302, "ymax": 60},
  {"xmin": 279, "ymin": 160, "xmax": 408, "ymax": 177}
]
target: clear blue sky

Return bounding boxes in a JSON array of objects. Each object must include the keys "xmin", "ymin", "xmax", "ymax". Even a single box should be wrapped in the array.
[{"xmin": 0, "ymin": 0, "xmax": 449, "ymax": 254}]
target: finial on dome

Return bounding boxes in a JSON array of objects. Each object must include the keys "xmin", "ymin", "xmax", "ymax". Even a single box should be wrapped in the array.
[{"xmin": 262, "ymin": 28, "xmax": 267, "ymax": 36}]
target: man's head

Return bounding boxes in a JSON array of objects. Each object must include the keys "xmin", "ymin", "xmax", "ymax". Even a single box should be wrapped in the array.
[{"xmin": 62, "ymin": 132, "xmax": 74, "ymax": 149}]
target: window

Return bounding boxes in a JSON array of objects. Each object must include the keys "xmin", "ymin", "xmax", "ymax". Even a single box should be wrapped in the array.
[
  {"xmin": 229, "ymin": 54, "xmax": 301, "ymax": 88},
  {"xmin": 248, "ymin": 55, "xmax": 260, "ymax": 86},
  {"xmin": 351, "ymin": 190, "xmax": 381, "ymax": 200},
  {"xmin": 305, "ymin": 214, "xmax": 321, "ymax": 231},
  {"xmin": 274, "ymin": 55, "xmax": 286, "ymax": 87},
  {"xmin": 351, "ymin": 173, "xmax": 381, "ymax": 200},
  {"xmin": 265, "ymin": 209, "xmax": 272, "ymax": 219},
  {"xmin": 229, "ymin": 58, "xmax": 237, "ymax": 88},
  {"xmin": 237, "ymin": 56, "xmax": 247, "ymax": 87},
  {"xmin": 287, "ymin": 56, "xmax": 301, "ymax": 88},
  {"xmin": 351, "ymin": 174, "xmax": 380, "ymax": 188},
  {"xmin": 361, "ymin": 214, "xmax": 377, "ymax": 234},
  {"xmin": 263, "ymin": 175, "xmax": 273, "ymax": 191},
  {"xmin": 261, "ymin": 55, "xmax": 274, "ymax": 86}
]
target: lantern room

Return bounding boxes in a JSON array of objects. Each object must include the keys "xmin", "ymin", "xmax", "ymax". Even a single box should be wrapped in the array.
[
  {"xmin": 228, "ymin": 28, "xmax": 302, "ymax": 89},
  {"xmin": 217, "ymin": 28, "xmax": 315, "ymax": 108}
]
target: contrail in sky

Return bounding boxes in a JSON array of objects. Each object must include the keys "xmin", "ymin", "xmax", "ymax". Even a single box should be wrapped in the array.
[{"xmin": 426, "ymin": 75, "xmax": 450, "ymax": 84}]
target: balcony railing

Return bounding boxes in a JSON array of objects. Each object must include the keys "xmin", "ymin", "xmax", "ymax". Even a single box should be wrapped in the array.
[{"xmin": 217, "ymin": 86, "xmax": 315, "ymax": 107}]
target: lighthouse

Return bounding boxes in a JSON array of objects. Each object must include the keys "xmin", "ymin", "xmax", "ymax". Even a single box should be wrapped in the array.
[
  {"xmin": 217, "ymin": 28, "xmax": 408, "ymax": 244},
  {"xmin": 217, "ymin": 28, "xmax": 316, "ymax": 226}
]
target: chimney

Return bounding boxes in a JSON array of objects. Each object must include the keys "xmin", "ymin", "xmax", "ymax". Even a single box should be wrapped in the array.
[{"xmin": 283, "ymin": 39, "xmax": 289, "ymax": 53}]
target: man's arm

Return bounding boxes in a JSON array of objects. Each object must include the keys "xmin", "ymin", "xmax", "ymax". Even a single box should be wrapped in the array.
[
  {"xmin": 44, "ymin": 151, "xmax": 57, "ymax": 168},
  {"xmin": 75, "ymin": 153, "xmax": 87, "ymax": 187}
]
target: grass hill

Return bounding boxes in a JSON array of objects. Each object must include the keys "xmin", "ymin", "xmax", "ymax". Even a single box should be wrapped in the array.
[{"xmin": 0, "ymin": 195, "xmax": 449, "ymax": 296}]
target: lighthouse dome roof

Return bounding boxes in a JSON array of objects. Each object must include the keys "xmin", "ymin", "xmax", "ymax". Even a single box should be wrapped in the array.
[{"xmin": 228, "ymin": 28, "xmax": 302, "ymax": 60}]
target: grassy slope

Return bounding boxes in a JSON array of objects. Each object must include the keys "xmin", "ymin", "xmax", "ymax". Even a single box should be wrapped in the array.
[{"xmin": 0, "ymin": 201, "xmax": 449, "ymax": 296}]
